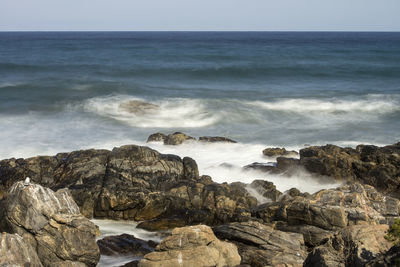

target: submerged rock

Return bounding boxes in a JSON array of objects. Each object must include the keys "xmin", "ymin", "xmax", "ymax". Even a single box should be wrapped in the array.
[
  {"xmin": 120, "ymin": 100, "xmax": 159, "ymax": 114},
  {"xmin": 198, "ymin": 136, "xmax": 237, "ymax": 143},
  {"xmin": 0, "ymin": 232, "xmax": 43, "ymax": 267},
  {"xmin": 213, "ymin": 221, "xmax": 307, "ymax": 267},
  {"xmin": 2, "ymin": 181, "xmax": 100, "ymax": 267},
  {"xmin": 139, "ymin": 225, "xmax": 241, "ymax": 267}
]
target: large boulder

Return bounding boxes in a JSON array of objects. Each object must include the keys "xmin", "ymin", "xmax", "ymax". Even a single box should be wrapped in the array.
[
  {"xmin": 263, "ymin": 147, "xmax": 298, "ymax": 157},
  {"xmin": 304, "ymin": 225, "xmax": 392, "ymax": 267},
  {"xmin": 146, "ymin": 133, "xmax": 167, "ymax": 143},
  {"xmin": 2, "ymin": 181, "xmax": 100, "ymax": 267},
  {"xmin": 0, "ymin": 232, "xmax": 43, "ymax": 266},
  {"xmin": 213, "ymin": 221, "xmax": 307, "ymax": 267},
  {"xmin": 97, "ymin": 234, "xmax": 157, "ymax": 256},
  {"xmin": 299, "ymin": 142, "xmax": 400, "ymax": 197},
  {"xmin": 138, "ymin": 225, "xmax": 241, "ymax": 267}
]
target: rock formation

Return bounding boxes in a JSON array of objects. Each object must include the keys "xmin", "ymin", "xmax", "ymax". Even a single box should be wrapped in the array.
[
  {"xmin": 138, "ymin": 225, "xmax": 241, "ymax": 267},
  {"xmin": 1, "ymin": 181, "xmax": 100, "ymax": 267},
  {"xmin": 0, "ymin": 232, "xmax": 43, "ymax": 266}
]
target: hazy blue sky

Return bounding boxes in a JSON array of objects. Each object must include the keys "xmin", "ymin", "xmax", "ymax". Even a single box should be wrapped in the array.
[{"xmin": 1, "ymin": 0, "xmax": 400, "ymax": 31}]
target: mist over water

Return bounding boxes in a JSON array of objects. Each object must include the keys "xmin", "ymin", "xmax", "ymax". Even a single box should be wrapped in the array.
[{"xmin": 0, "ymin": 32, "xmax": 399, "ymax": 194}]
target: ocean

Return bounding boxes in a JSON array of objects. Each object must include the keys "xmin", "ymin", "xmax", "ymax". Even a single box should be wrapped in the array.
[{"xmin": 1, "ymin": 31, "xmax": 400, "ymax": 193}]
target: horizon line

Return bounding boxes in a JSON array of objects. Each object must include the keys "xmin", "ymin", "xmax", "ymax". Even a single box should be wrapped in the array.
[{"xmin": 1, "ymin": 30, "xmax": 400, "ymax": 33}]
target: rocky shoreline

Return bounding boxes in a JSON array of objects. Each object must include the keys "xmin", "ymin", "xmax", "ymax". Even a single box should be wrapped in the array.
[{"xmin": 0, "ymin": 134, "xmax": 399, "ymax": 266}]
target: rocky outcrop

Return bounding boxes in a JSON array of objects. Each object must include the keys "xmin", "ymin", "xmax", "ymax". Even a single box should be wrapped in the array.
[
  {"xmin": 139, "ymin": 225, "xmax": 241, "ymax": 267},
  {"xmin": 199, "ymin": 136, "xmax": 237, "ymax": 143},
  {"xmin": 1, "ymin": 181, "xmax": 100, "ymax": 267},
  {"xmin": 365, "ymin": 245, "xmax": 400, "ymax": 267},
  {"xmin": 0, "ymin": 232, "xmax": 43, "ymax": 266},
  {"xmin": 213, "ymin": 221, "xmax": 307, "ymax": 266},
  {"xmin": 253, "ymin": 182, "xmax": 400, "ymax": 249},
  {"xmin": 299, "ymin": 143, "xmax": 400, "ymax": 197},
  {"xmin": 248, "ymin": 180, "xmax": 282, "ymax": 202},
  {"xmin": 304, "ymin": 224, "xmax": 392, "ymax": 267},
  {"xmin": 0, "ymin": 145, "xmax": 256, "ymax": 230},
  {"xmin": 263, "ymin": 147, "xmax": 298, "ymax": 157},
  {"xmin": 97, "ymin": 234, "xmax": 157, "ymax": 256},
  {"xmin": 164, "ymin": 132, "xmax": 196, "ymax": 145}
]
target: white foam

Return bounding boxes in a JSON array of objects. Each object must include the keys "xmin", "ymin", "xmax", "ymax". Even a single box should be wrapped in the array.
[{"xmin": 83, "ymin": 95, "xmax": 220, "ymax": 128}]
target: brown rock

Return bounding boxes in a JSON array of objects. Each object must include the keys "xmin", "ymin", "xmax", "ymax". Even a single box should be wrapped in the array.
[
  {"xmin": 164, "ymin": 132, "xmax": 196, "ymax": 145},
  {"xmin": 199, "ymin": 136, "xmax": 237, "ymax": 143},
  {"xmin": 146, "ymin": 133, "xmax": 167, "ymax": 143},
  {"xmin": 139, "ymin": 225, "xmax": 241, "ymax": 267},
  {"xmin": 0, "ymin": 232, "xmax": 43, "ymax": 266}
]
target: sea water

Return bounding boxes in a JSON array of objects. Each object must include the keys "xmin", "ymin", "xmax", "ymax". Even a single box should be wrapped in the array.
[{"xmin": 1, "ymin": 31, "xmax": 399, "ymax": 191}]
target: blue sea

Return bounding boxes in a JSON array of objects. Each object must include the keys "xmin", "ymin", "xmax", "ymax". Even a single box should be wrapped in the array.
[{"xmin": 0, "ymin": 31, "xmax": 399, "ymax": 191}]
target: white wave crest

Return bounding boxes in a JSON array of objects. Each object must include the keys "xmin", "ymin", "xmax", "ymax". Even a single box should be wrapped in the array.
[
  {"xmin": 248, "ymin": 95, "xmax": 400, "ymax": 114},
  {"xmin": 83, "ymin": 95, "xmax": 220, "ymax": 128}
]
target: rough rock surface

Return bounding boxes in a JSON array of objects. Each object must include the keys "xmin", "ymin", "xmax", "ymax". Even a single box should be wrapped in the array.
[
  {"xmin": 248, "ymin": 179, "xmax": 282, "ymax": 202},
  {"xmin": 1, "ymin": 181, "xmax": 100, "ymax": 267},
  {"xmin": 253, "ymin": 181, "xmax": 400, "ymax": 251},
  {"xmin": 299, "ymin": 143, "xmax": 400, "ymax": 197},
  {"xmin": 365, "ymin": 245, "xmax": 400, "ymax": 267},
  {"xmin": 138, "ymin": 225, "xmax": 241, "ymax": 267},
  {"xmin": 97, "ymin": 234, "xmax": 157, "ymax": 256},
  {"xmin": 0, "ymin": 145, "xmax": 256, "ymax": 230},
  {"xmin": 304, "ymin": 224, "xmax": 392, "ymax": 267},
  {"xmin": 164, "ymin": 132, "xmax": 196, "ymax": 145},
  {"xmin": 198, "ymin": 136, "xmax": 237, "ymax": 143},
  {"xmin": 0, "ymin": 232, "xmax": 43, "ymax": 266},
  {"xmin": 213, "ymin": 221, "xmax": 307, "ymax": 267}
]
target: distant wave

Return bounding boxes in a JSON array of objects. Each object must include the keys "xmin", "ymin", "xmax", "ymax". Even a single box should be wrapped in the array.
[
  {"xmin": 83, "ymin": 95, "xmax": 220, "ymax": 128},
  {"xmin": 247, "ymin": 94, "xmax": 400, "ymax": 114}
]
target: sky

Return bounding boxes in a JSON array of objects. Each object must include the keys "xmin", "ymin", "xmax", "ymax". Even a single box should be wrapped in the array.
[{"xmin": 1, "ymin": 0, "xmax": 400, "ymax": 31}]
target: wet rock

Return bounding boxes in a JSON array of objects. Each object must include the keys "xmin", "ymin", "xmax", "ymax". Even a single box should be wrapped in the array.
[
  {"xmin": 97, "ymin": 234, "xmax": 157, "ymax": 256},
  {"xmin": 2, "ymin": 181, "xmax": 100, "ymax": 267},
  {"xmin": 139, "ymin": 225, "xmax": 241, "ymax": 267},
  {"xmin": 299, "ymin": 142, "xmax": 400, "ymax": 197},
  {"xmin": 242, "ymin": 162, "xmax": 279, "ymax": 173},
  {"xmin": 304, "ymin": 224, "xmax": 392, "ymax": 267},
  {"xmin": 213, "ymin": 221, "xmax": 307, "ymax": 267},
  {"xmin": 263, "ymin": 147, "xmax": 298, "ymax": 157},
  {"xmin": 0, "ymin": 232, "xmax": 43, "ymax": 266},
  {"xmin": 120, "ymin": 100, "xmax": 159, "ymax": 114},
  {"xmin": 146, "ymin": 133, "xmax": 167, "ymax": 143},
  {"xmin": 199, "ymin": 136, "xmax": 237, "ymax": 143},
  {"xmin": 164, "ymin": 132, "xmax": 196, "ymax": 145}
]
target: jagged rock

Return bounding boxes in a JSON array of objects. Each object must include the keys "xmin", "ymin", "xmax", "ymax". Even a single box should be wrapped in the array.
[
  {"xmin": 254, "ymin": 182, "xmax": 400, "ymax": 248},
  {"xmin": 120, "ymin": 100, "xmax": 159, "ymax": 114},
  {"xmin": 304, "ymin": 224, "xmax": 392, "ymax": 267},
  {"xmin": 249, "ymin": 180, "xmax": 282, "ymax": 202},
  {"xmin": 146, "ymin": 133, "xmax": 167, "ymax": 143},
  {"xmin": 164, "ymin": 132, "xmax": 196, "ymax": 145},
  {"xmin": 213, "ymin": 221, "xmax": 307, "ymax": 267},
  {"xmin": 97, "ymin": 234, "xmax": 157, "ymax": 256},
  {"xmin": 2, "ymin": 181, "xmax": 100, "ymax": 267},
  {"xmin": 0, "ymin": 232, "xmax": 43, "ymax": 266},
  {"xmin": 263, "ymin": 147, "xmax": 298, "ymax": 157},
  {"xmin": 198, "ymin": 136, "xmax": 237, "ymax": 143},
  {"xmin": 299, "ymin": 142, "xmax": 400, "ymax": 197},
  {"xmin": 138, "ymin": 225, "xmax": 241, "ymax": 267}
]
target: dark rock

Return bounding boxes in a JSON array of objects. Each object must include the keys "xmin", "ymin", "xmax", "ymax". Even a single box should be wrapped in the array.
[
  {"xmin": 299, "ymin": 142, "xmax": 400, "ymax": 197},
  {"xmin": 2, "ymin": 181, "xmax": 100, "ymax": 267},
  {"xmin": 164, "ymin": 132, "xmax": 196, "ymax": 145},
  {"xmin": 263, "ymin": 147, "xmax": 298, "ymax": 158},
  {"xmin": 199, "ymin": 136, "xmax": 237, "ymax": 143},
  {"xmin": 146, "ymin": 133, "xmax": 167, "ymax": 143},
  {"xmin": 365, "ymin": 245, "xmax": 400, "ymax": 267},
  {"xmin": 97, "ymin": 234, "xmax": 156, "ymax": 256},
  {"xmin": 0, "ymin": 232, "xmax": 43, "ymax": 266},
  {"xmin": 304, "ymin": 225, "xmax": 392, "ymax": 267},
  {"xmin": 213, "ymin": 221, "xmax": 307, "ymax": 267},
  {"xmin": 243, "ymin": 162, "xmax": 279, "ymax": 173}
]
